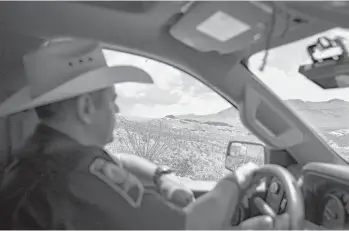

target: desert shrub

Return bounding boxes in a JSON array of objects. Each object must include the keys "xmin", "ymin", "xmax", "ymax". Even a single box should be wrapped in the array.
[
  {"xmin": 119, "ymin": 121, "xmax": 172, "ymax": 162},
  {"xmin": 106, "ymin": 117, "xmax": 265, "ymax": 181}
]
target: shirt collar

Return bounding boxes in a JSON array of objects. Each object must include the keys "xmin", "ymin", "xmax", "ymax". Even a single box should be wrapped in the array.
[{"xmin": 20, "ymin": 123, "xmax": 111, "ymax": 160}]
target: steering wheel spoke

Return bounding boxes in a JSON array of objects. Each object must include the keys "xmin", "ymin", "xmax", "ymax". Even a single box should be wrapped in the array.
[
  {"xmin": 252, "ymin": 197, "xmax": 291, "ymax": 229},
  {"xmin": 253, "ymin": 196, "xmax": 277, "ymax": 218}
]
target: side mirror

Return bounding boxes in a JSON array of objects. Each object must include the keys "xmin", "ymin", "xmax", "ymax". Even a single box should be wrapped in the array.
[{"xmin": 225, "ymin": 141, "xmax": 265, "ymax": 171}]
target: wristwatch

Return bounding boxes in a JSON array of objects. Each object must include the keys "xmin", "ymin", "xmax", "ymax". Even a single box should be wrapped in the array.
[{"xmin": 153, "ymin": 165, "xmax": 174, "ymax": 186}]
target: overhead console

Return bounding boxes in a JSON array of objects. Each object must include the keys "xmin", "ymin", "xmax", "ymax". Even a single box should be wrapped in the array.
[{"xmin": 169, "ymin": 1, "xmax": 311, "ymax": 54}]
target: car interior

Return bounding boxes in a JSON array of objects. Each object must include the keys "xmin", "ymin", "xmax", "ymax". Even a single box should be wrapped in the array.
[{"xmin": 1, "ymin": 1, "xmax": 349, "ymax": 230}]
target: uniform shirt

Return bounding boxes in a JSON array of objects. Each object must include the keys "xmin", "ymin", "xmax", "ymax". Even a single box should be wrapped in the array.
[{"xmin": 0, "ymin": 124, "xmax": 186, "ymax": 229}]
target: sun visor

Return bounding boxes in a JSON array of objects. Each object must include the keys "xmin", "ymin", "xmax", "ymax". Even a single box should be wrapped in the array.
[{"xmin": 169, "ymin": 2, "xmax": 301, "ymax": 54}]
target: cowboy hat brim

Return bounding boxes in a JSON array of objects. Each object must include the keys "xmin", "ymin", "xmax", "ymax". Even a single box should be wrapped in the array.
[{"xmin": 0, "ymin": 65, "xmax": 154, "ymax": 117}]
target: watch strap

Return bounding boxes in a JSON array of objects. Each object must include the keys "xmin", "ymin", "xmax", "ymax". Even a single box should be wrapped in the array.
[{"xmin": 153, "ymin": 166, "xmax": 174, "ymax": 186}]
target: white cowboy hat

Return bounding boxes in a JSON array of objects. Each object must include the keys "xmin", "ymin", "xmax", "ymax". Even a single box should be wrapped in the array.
[{"xmin": 0, "ymin": 37, "xmax": 154, "ymax": 117}]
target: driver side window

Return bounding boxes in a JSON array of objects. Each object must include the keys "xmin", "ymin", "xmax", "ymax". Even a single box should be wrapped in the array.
[{"xmin": 104, "ymin": 49, "xmax": 264, "ymax": 181}]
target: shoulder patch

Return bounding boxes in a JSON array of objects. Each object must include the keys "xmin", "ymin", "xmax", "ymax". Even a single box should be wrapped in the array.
[{"xmin": 89, "ymin": 157, "xmax": 144, "ymax": 208}]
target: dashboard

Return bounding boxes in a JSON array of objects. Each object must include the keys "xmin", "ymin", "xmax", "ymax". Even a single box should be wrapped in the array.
[{"xmin": 231, "ymin": 162, "xmax": 349, "ymax": 230}]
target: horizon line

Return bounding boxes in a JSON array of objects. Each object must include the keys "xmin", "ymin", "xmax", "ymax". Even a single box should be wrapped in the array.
[{"xmin": 119, "ymin": 97, "xmax": 349, "ymax": 119}]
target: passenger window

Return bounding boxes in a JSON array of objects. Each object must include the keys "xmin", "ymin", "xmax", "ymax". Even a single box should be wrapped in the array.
[{"xmin": 103, "ymin": 49, "xmax": 264, "ymax": 181}]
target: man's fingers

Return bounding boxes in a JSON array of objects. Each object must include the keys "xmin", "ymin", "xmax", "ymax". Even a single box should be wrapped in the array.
[
  {"xmin": 235, "ymin": 162, "xmax": 259, "ymax": 179},
  {"xmin": 235, "ymin": 162, "xmax": 259, "ymax": 190},
  {"xmin": 170, "ymin": 190, "xmax": 195, "ymax": 207},
  {"xmin": 238, "ymin": 215, "xmax": 274, "ymax": 230},
  {"xmin": 159, "ymin": 178, "xmax": 195, "ymax": 207}
]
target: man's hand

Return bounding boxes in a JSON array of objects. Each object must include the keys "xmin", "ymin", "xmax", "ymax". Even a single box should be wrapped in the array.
[
  {"xmin": 219, "ymin": 162, "xmax": 260, "ymax": 192},
  {"xmin": 157, "ymin": 173, "xmax": 195, "ymax": 207},
  {"xmin": 212, "ymin": 162, "xmax": 260, "ymax": 229},
  {"xmin": 233, "ymin": 162, "xmax": 260, "ymax": 190},
  {"xmin": 184, "ymin": 162, "xmax": 261, "ymax": 230}
]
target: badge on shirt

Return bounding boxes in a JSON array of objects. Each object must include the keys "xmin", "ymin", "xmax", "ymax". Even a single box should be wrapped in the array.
[{"xmin": 89, "ymin": 157, "xmax": 144, "ymax": 208}]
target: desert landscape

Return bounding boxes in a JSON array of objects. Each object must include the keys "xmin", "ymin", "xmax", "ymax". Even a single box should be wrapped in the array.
[{"xmin": 106, "ymin": 99, "xmax": 349, "ymax": 181}]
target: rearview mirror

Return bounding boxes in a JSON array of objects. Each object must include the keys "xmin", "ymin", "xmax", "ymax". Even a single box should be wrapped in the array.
[
  {"xmin": 299, "ymin": 36, "xmax": 349, "ymax": 89},
  {"xmin": 225, "ymin": 141, "xmax": 265, "ymax": 171}
]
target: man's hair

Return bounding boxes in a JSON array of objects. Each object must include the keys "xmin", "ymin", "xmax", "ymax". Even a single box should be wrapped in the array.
[{"xmin": 35, "ymin": 89, "xmax": 105, "ymax": 122}]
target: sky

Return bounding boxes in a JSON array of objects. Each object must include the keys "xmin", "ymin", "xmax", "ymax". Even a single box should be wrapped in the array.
[
  {"xmin": 249, "ymin": 27, "xmax": 349, "ymax": 102},
  {"xmin": 103, "ymin": 50, "xmax": 231, "ymax": 118},
  {"xmin": 103, "ymin": 27, "xmax": 349, "ymax": 119}
]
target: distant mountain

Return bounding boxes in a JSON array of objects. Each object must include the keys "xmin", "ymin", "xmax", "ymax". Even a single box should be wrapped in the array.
[
  {"xmin": 285, "ymin": 99, "xmax": 349, "ymax": 130},
  {"xmin": 172, "ymin": 99, "xmax": 349, "ymax": 130},
  {"xmin": 121, "ymin": 115, "xmax": 153, "ymax": 122},
  {"xmin": 176, "ymin": 107, "xmax": 240, "ymax": 125}
]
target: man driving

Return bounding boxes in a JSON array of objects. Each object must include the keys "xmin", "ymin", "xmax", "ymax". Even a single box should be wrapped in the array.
[{"xmin": 0, "ymin": 38, "xmax": 272, "ymax": 229}]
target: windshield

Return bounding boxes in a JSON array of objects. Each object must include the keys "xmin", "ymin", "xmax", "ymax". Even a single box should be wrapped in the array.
[{"xmin": 248, "ymin": 27, "xmax": 349, "ymax": 161}]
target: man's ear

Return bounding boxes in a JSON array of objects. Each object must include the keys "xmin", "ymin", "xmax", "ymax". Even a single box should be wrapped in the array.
[{"xmin": 76, "ymin": 94, "xmax": 96, "ymax": 124}]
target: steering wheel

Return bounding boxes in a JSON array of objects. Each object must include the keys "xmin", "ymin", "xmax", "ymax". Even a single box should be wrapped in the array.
[{"xmin": 247, "ymin": 164, "xmax": 304, "ymax": 230}]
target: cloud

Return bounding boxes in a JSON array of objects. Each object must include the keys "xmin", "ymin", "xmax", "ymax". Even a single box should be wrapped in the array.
[
  {"xmin": 116, "ymin": 85, "xmax": 182, "ymax": 105},
  {"xmin": 105, "ymin": 49, "xmax": 185, "ymax": 105},
  {"xmin": 103, "ymin": 49, "xmax": 182, "ymax": 90},
  {"xmin": 103, "ymin": 48, "xmax": 232, "ymax": 118},
  {"xmin": 123, "ymin": 93, "xmax": 230, "ymax": 118},
  {"xmin": 115, "ymin": 84, "xmax": 230, "ymax": 118}
]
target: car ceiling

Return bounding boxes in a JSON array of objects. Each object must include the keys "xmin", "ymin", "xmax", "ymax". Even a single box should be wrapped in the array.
[{"xmin": 0, "ymin": 1, "xmax": 337, "ymax": 105}]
